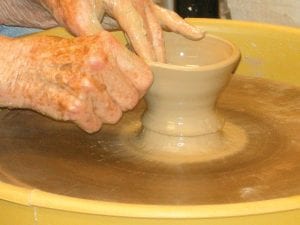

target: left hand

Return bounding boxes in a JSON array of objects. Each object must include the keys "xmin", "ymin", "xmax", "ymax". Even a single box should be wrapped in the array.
[
  {"xmin": 0, "ymin": 32, "xmax": 153, "ymax": 133},
  {"xmin": 38, "ymin": 0, "xmax": 205, "ymax": 62}
]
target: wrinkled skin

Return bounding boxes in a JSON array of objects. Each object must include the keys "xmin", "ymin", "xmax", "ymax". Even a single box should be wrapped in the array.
[
  {"xmin": 1, "ymin": 0, "xmax": 205, "ymax": 62},
  {"xmin": 0, "ymin": 32, "xmax": 152, "ymax": 133},
  {"xmin": 0, "ymin": 0, "xmax": 205, "ymax": 133}
]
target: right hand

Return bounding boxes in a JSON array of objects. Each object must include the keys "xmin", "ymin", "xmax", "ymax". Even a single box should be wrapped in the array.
[
  {"xmin": 39, "ymin": 0, "xmax": 205, "ymax": 62},
  {"xmin": 1, "ymin": 0, "xmax": 205, "ymax": 62},
  {"xmin": 0, "ymin": 31, "xmax": 153, "ymax": 133}
]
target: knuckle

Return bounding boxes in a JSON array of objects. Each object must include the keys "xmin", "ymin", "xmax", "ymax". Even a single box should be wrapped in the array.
[
  {"xmin": 67, "ymin": 98, "xmax": 84, "ymax": 113},
  {"xmin": 80, "ymin": 77, "xmax": 94, "ymax": 90}
]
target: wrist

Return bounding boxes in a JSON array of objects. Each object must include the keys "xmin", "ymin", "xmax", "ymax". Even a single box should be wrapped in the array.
[
  {"xmin": 0, "ymin": 36, "xmax": 32, "ymax": 107},
  {"xmin": 0, "ymin": 36, "xmax": 31, "ymax": 77},
  {"xmin": 0, "ymin": 36, "xmax": 30, "ymax": 86}
]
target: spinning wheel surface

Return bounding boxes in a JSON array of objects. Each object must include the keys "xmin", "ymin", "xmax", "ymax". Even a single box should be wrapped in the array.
[{"xmin": 0, "ymin": 76, "xmax": 299, "ymax": 205}]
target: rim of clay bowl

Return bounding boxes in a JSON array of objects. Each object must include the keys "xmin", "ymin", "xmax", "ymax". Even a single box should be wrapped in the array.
[{"xmin": 148, "ymin": 34, "xmax": 241, "ymax": 71}]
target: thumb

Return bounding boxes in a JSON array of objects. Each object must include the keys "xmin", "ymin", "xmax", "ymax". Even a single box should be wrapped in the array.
[{"xmin": 42, "ymin": 0, "xmax": 105, "ymax": 36}]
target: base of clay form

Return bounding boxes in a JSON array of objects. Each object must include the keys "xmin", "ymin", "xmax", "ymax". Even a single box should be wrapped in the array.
[{"xmin": 133, "ymin": 121, "xmax": 247, "ymax": 164}]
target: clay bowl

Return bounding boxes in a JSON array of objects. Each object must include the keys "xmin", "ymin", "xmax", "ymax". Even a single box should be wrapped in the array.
[{"xmin": 135, "ymin": 32, "xmax": 241, "ymax": 161}]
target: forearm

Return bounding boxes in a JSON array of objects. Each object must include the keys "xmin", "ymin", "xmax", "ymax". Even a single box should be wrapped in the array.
[
  {"xmin": 0, "ymin": 0, "xmax": 57, "ymax": 29},
  {"xmin": 0, "ymin": 36, "xmax": 21, "ymax": 106}
]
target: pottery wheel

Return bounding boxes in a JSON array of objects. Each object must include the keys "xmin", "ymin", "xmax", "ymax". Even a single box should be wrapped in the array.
[{"xmin": 0, "ymin": 76, "xmax": 299, "ymax": 205}]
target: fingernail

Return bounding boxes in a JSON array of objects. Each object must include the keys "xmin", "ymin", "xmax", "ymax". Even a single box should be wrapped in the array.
[{"xmin": 193, "ymin": 27, "xmax": 206, "ymax": 39}]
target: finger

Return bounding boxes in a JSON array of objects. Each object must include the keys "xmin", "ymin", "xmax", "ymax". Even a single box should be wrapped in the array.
[
  {"xmin": 152, "ymin": 5, "xmax": 205, "ymax": 40},
  {"xmin": 99, "ymin": 32, "xmax": 153, "ymax": 97},
  {"xmin": 83, "ymin": 38, "xmax": 123, "ymax": 123},
  {"xmin": 58, "ymin": 70, "xmax": 122, "ymax": 125},
  {"xmin": 145, "ymin": 3, "xmax": 166, "ymax": 62},
  {"xmin": 87, "ymin": 75, "xmax": 123, "ymax": 124},
  {"xmin": 19, "ymin": 79, "xmax": 102, "ymax": 133},
  {"xmin": 110, "ymin": 0, "xmax": 155, "ymax": 61},
  {"xmin": 101, "ymin": 64, "xmax": 139, "ymax": 111},
  {"xmin": 113, "ymin": 47, "xmax": 153, "ymax": 97}
]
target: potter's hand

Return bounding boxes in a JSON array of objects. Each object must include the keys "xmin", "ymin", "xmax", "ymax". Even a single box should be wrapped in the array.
[
  {"xmin": 39, "ymin": 0, "xmax": 205, "ymax": 62},
  {"xmin": 0, "ymin": 32, "xmax": 152, "ymax": 133}
]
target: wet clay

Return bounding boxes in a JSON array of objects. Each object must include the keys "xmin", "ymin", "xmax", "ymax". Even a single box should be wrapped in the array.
[{"xmin": 132, "ymin": 32, "xmax": 240, "ymax": 162}]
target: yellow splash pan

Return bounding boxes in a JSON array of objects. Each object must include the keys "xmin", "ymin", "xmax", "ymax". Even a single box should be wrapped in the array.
[{"xmin": 0, "ymin": 19, "xmax": 299, "ymax": 225}]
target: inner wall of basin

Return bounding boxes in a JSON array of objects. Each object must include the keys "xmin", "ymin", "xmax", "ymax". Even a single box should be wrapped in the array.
[{"xmin": 164, "ymin": 32, "xmax": 234, "ymax": 66}]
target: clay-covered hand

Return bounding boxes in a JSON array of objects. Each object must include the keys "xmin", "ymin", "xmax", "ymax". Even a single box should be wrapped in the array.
[
  {"xmin": 39, "ymin": 0, "xmax": 205, "ymax": 62},
  {"xmin": 0, "ymin": 32, "xmax": 152, "ymax": 133}
]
